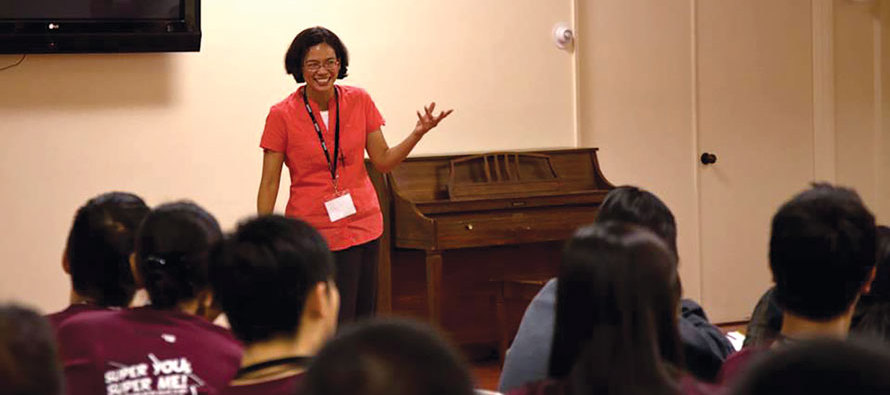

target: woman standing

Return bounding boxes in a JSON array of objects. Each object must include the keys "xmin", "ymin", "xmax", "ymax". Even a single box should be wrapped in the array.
[{"xmin": 257, "ymin": 26, "xmax": 451, "ymax": 324}]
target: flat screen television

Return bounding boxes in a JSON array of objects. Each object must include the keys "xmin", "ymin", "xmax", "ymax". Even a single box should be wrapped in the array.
[{"xmin": 0, "ymin": 0, "xmax": 201, "ymax": 54}]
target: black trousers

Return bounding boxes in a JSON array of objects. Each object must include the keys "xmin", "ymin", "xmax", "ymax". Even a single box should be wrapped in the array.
[{"xmin": 332, "ymin": 238, "xmax": 380, "ymax": 324}]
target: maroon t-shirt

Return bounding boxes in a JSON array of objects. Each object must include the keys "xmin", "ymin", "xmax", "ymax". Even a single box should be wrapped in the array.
[
  {"xmin": 220, "ymin": 373, "xmax": 305, "ymax": 395},
  {"xmin": 57, "ymin": 306, "xmax": 244, "ymax": 395},
  {"xmin": 46, "ymin": 304, "xmax": 111, "ymax": 331},
  {"xmin": 717, "ymin": 347, "xmax": 767, "ymax": 387}
]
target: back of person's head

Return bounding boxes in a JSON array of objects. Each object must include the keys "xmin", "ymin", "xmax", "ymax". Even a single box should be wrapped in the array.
[
  {"xmin": 596, "ymin": 186, "xmax": 678, "ymax": 256},
  {"xmin": 303, "ymin": 319, "xmax": 475, "ymax": 395},
  {"xmin": 852, "ymin": 226, "xmax": 890, "ymax": 341},
  {"xmin": 550, "ymin": 222, "xmax": 682, "ymax": 395},
  {"xmin": 134, "ymin": 201, "xmax": 222, "ymax": 310},
  {"xmin": 769, "ymin": 183, "xmax": 876, "ymax": 321},
  {"xmin": 210, "ymin": 215, "xmax": 336, "ymax": 344},
  {"xmin": 66, "ymin": 192, "xmax": 149, "ymax": 307},
  {"xmin": 0, "ymin": 304, "xmax": 63, "ymax": 395},
  {"xmin": 730, "ymin": 338, "xmax": 890, "ymax": 395}
]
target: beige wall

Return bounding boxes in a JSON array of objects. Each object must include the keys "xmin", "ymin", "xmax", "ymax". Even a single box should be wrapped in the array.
[
  {"xmin": 835, "ymin": 0, "xmax": 879, "ymax": 212},
  {"xmin": 0, "ymin": 0, "xmax": 576, "ymax": 313},
  {"xmin": 882, "ymin": 0, "xmax": 890, "ymax": 222}
]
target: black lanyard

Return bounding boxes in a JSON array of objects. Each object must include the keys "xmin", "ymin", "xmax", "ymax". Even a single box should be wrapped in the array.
[
  {"xmin": 302, "ymin": 86, "xmax": 341, "ymax": 186},
  {"xmin": 235, "ymin": 356, "xmax": 312, "ymax": 377}
]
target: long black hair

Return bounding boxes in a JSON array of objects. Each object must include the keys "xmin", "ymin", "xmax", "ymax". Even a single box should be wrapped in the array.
[
  {"xmin": 549, "ymin": 222, "xmax": 683, "ymax": 395},
  {"xmin": 134, "ymin": 201, "xmax": 222, "ymax": 309}
]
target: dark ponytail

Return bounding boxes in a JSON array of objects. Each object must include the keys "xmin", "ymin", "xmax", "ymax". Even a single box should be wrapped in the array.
[{"xmin": 134, "ymin": 202, "xmax": 221, "ymax": 309}]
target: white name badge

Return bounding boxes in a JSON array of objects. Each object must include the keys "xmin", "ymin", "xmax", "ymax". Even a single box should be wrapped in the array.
[{"xmin": 324, "ymin": 193, "xmax": 357, "ymax": 222}]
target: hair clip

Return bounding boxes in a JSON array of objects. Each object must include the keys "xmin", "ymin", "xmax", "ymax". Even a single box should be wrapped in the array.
[{"xmin": 145, "ymin": 256, "xmax": 167, "ymax": 266}]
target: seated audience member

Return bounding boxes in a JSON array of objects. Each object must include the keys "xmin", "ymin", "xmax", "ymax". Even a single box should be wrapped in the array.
[
  {"xmin": 743, "ymin": 226, "xmax": 890, "ymax": 347},
  {"xmin": 851, "ymin": 226, "xmax": 890, "ymax": 342},
  {"xmin": 57, "ymin": 202, "xmax": 243, "ymax": 395},
  {"xmin": 303, "ymin": 319, "xmax": 475, "ymax": 395},
  {"xmin": 509, "ymin": 222, "xmax": 715, "ymax": 395},
  {"xmin": 210, "ymin": 215, "xmax": 339, "ymax": 394},
  {"xmin": 47, "ymin": 192, "xmax": 150, "ymax": 330},
  {"xmin": 719, "ymin": 184, "xmax": 877, "ymax": 384},
  {"xmin": 730, "ymin": 338, "xmax": 890, "ymax": 395},
  {"xmin": 499, "ymin": 186, "xmax": 733, "ymax": 391},
  {"xmin": 0, "ymin": 304, "xmax": 64, "ymax": 395},
  {"xmin": 741, "ymin": 287, "xmax": 782, "ymax": 348}
]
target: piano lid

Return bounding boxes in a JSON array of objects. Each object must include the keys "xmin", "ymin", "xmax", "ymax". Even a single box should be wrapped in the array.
[{"xmin": 388, "ymin": 148, "xmax": 614, "ymax": 204}]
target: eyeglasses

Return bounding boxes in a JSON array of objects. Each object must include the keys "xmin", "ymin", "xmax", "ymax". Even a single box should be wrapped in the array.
[{"xmin": 304, "ymin": 58, "xmax": 340, "ymax": 72}]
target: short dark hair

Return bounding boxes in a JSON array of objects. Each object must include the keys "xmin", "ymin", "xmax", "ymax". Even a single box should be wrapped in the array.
[
  {"xmin": 284, "ymin": 26, "xmax": 349, "ymax": 83},
  {"xmin": 769, "ymin": 183, "xmax": 876, "ymax": 321},
  {"xmin": 66, "ymin": 192, "xmax": 150, "ymax": 307},
  {"xmin": 135, "ymin": 201, "xmax": 222, "ymax": 309},
  {"xmin": 731, "ymin": 338, "xmax": 890, "ymax": 395},
  {"xmin": 549, "ymin": 222, "xmax": 683, "ymax": 394},
  {"xmin": 596, "ymin": 186, "xmax": 678, "ymax": 257},
  {"xmin": 210, "ymin": 215, "xmax": 335, "ymax": 344},
  {"xmin": 0, "ymin": 304, "xmax": 63, "ymax": 395},
  {"xmin": 304, "ymin": 319, "xmax": 475, "ymax": 395}
]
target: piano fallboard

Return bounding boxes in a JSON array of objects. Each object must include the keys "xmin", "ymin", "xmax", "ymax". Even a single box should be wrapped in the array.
[
  {"xmin": 432, "ymin": 204, "xmax": 601, "ymax": 250},
  {"xmin": 414, "ymin": 189, "xmax": 609, "ymax": 215}
]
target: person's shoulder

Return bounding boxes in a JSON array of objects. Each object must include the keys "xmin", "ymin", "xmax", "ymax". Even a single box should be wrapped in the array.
[
  {"xmin": 337, "ymin": 84, "xmax": 374, "ymax": 101},
  {"xmin": 119, "ymin": 308, "xmax": 243, "ymax": 354},
  {"xmin": 56, "ymin": 309, "xmax": 127, "ymax": 356},
  {"xmin": 530, "ymin": 278, "xmax": 557, "ymax": 306},
  {"xmin": 678, "ymin": 374, "xmax": 723, "ymax": 395},
  {"xmin": 58, "ymin": 308, "xmax": 121, "ymax": 331},
  {"xmin": 506, "ymin": 379, "xmax": 566, "ymax": 395},
  {"xmin": 718, "ymin": 347, "xmax": 768, "ymax": 385},
  {"xmin": 269, "ymin": 91, "xmax": 301, "ymax": 114},
  {"xmin": 170, "ymin": 312, "xmax": 242, "ymax": 350},
  {"xmin": 337, "ymin": 84, "xmax": 366, "ymax": 95}
]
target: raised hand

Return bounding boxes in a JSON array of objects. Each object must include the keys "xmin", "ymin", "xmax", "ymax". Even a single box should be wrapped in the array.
[{"xmin": 413, "ymin": 102, "xmax": 454, "ymax": 136}]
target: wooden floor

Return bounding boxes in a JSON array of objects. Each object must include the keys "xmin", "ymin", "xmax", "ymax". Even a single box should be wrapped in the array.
[{"xmin": 470, "ymin": 321, "xmax": 748, "ymax": 391}]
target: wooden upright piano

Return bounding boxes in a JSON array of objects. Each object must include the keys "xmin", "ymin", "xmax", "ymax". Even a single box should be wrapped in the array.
[{"xmin": 368, "ymin": 148, "xmax": 615, "ymax": 344}]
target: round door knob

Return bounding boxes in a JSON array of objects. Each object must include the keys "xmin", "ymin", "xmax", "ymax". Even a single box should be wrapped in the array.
[
  {"xmin": 465, "ymin": 224, "xmax": 474, "ymax": 230},
  {"xmin": 701, "ymin": 153, "xmax": 718, "ymax": 165}
]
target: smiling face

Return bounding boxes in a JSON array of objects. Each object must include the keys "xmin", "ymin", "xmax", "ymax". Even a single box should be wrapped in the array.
[{"xmin": 302, "ymin": 43, "xmax": 339, "ymax": 98}]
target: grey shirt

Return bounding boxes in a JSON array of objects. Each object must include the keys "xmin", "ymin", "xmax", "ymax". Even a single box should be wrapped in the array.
[{"xmin": 498, "ymin": 278, "xmax": 735, "ymax": 392}]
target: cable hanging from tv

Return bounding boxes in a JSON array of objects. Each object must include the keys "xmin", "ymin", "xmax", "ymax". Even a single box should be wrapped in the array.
[{"xmin": 0, "ymin": 54, "xmax": 26, "ymax": 71}]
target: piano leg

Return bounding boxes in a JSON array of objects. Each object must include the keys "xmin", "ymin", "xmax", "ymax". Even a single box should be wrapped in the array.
[{"xmin": 424, "ymin": 251, "xmax": 443, "ymax": 325}]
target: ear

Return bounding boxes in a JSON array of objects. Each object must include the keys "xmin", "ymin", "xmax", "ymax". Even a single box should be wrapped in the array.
[
  {"xmin": 862, "ymin": 266, "xmax": 878, "ymax": 294},
  {"xmin": 129, "ymin": 253, "xmax": 145, "ymax": 289},
  {"xmin": 62, "ymin": 247, "xmax": 71, "ymax": 274},
  {"xmin": 321, "ymin": 280, "xmax": 339, "ymax": 321},
  {"xmin": 304, "ymin": 282, "xmax": 327, "ymax": 318}
]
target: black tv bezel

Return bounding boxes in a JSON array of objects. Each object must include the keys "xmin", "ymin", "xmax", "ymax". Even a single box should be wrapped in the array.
[{"xmin": 0, "ymin": 0, "xmax": 201, "ymax": 54}]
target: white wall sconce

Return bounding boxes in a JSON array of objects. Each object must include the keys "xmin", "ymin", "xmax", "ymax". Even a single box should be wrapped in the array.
[{"xmin": 553, "ymin": 22, "xmax": 574, "ymax": 50}]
